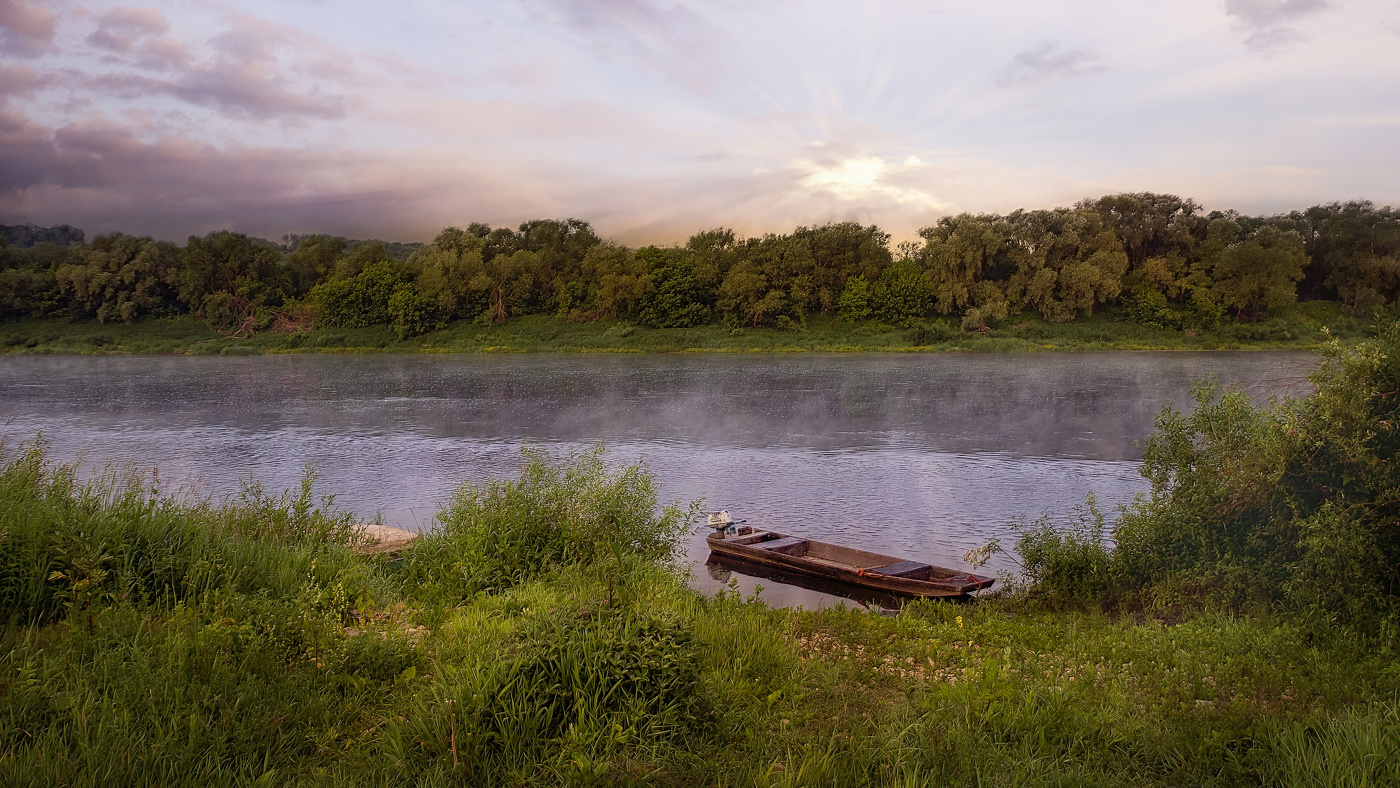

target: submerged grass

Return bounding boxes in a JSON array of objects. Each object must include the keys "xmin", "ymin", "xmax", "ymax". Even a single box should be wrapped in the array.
[{"xmin": 2, "ymin": 438, "xmax": 1397, "ymax": 786}]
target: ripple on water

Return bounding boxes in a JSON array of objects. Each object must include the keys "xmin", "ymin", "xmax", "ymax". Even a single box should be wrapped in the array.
[{"xmin": 0, "ymin": 351, "xmax": 1318, "ymax": 609}]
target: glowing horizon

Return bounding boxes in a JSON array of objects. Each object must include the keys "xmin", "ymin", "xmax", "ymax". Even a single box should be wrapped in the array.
[{"xmin": 2, "ymin": 0, "xmax": 1396, "ymax": 247}]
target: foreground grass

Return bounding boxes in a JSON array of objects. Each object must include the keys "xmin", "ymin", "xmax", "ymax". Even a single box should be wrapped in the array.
[
  {"xmin": 3, "ymin": 443, "xmax": 1397, "ymax": 786},
  {"xmin": 0, "ymin": 301, "xmax": 1371, "ymax": 356}
]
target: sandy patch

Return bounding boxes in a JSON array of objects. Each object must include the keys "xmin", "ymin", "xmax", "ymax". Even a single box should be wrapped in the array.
[{"xmin": 355, "ymin": 524, "xmax": 422, "ymax": 554}]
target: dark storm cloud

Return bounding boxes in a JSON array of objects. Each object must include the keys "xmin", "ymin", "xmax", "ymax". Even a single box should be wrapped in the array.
[
  {"xmin": 0, "ymin": 105, "xmax": 60, "ymax": 189},
  {"xmin": 1223, "ymin": 0, "xmax": 1331, "ymax": 53},
  {"xmin": 0, "ymin": 109, "xmax": 549, "ymax": 242},
  {"xmin": 0, "ymin": 109, "xmax": 188, "ymax": 192},
  {"xmin": 998, "ymin": 41, "xmax": 1107, "ymax": 87},
  {"xmin": 0, "ymin": 0, "xmax": 56, "ymax": 58}
]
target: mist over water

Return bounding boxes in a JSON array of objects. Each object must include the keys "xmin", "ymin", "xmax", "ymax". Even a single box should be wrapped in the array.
[{"xmin": 1, "ymin": 351, "xmax": 1318, "ymax": 609}]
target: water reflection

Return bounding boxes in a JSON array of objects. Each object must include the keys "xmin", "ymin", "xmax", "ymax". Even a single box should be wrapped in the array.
[
  {"xmin": 0, "ymin": 351, "xmax": 1318, "ymax": 607},
  {"xmin": 705, "ymin": 557, "xmax": 912, "ymax": 613}
]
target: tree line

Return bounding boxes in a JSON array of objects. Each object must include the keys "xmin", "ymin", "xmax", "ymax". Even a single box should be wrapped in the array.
[{"xmin": 3, "ymin": 194, "xmax": 1398, "ymax": 338}]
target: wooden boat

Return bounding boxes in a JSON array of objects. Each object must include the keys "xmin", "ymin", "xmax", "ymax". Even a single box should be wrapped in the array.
[
  {"xmin": 706, "ymin": 554, "xmax": 910, "ymax": 611},
  {"xmin": 706, "ymin": 523, "xmax": 994, "ymax": 598}
]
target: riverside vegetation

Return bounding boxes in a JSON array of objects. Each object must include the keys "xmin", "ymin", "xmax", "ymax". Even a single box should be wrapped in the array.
[
  {"xmin": 2, "ymin": 195, "xmax": 1399, "ymax": 354},
  {"xmin": 4, "ymin": 328, "xmax": 1400, "ymax": 786},
  {"xmin": 0, "ymin": 303, "xmax": 1370, "ymax": 356}
]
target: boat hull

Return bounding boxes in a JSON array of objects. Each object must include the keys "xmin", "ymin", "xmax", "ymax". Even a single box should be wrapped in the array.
[{"xmin": 706, "ymin": 527, "xmax": 993, "ymax": 598}]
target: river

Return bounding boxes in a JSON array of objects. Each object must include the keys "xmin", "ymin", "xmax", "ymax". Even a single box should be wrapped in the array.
[{"xmin": 0, "ymin": 351, "xmax": 1318, "ymax": 608}]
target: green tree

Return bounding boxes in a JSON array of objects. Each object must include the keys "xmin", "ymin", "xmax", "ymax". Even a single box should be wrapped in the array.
[
  {"xmin": 0, "ymin": 239, "xmax": 61, "ymax": 320},
  {"xmin": 1076, "ymin": 192, "xmax": 1204, "ymax": 271},
  {"xmin": 412, "ymin": 227, "xmax": 489, "ymax": 320},
  {"xmin": 388, "ymin": 284, "xmax": 442, "ymax": 339},
  {"xmin": 1288, "ymin": 202, "xmax": 1400, "ymax": 312},
  {"xmin": 180, "ymin": 231, "xmax": 288, "ymax": 324},
  {"xmin": 491, "ymin": 249, "xmax": 548, "ymax": 318},
  {"xmin": 1107, "ymin": 322, "xmax": 1400, "ymax": 621},
  {"xmin": 1197, "ymin": 218, "xmax": 1307, "ymax": 320},
  {"xmin": 917, "ymin": 214, "xmax": 1013, "ymax": 329},
  {"xmin": 282, "ymin": 235, "xmax": 347, "ymax": 295},
  {"xmin": 1005, "ymin": 210, "xmax": 1128, "ymax": 322},
  {"xmin": 310, "ymin": 261, "xmax": 415, "ymax": 328},
  {"xmin": 685, "ymin": 228, "xmax": 741, "ymax": 293},
  {"xmin": 836, "ymin": 275, "xmax": 874, "ymax": 322},
  {"xmin": 55, "ymin": 233, "xmax": 182, "ymax": 322},
  {"xmin": 517, "ymin": 218, "xmax": 601, "ymax": 271},
  {"xmin": 332, "ymin": 240, "xmax": 392, "ymax": 280},
  {"xmin": 574, "ymin": 243, "xmax": 649, "ymax": 320},
  {"xmin": 871, "ymin": 260, "xmax": 933, "ymax": 326},
  {"xmin": 634, "ymin": 247, "xmax": 708, "ymax": 328},
  {"xmin": 790, "ymin": 223, "xmax": 893, "ymax": 315},
  {"xmin": 918, "ymin": 213, "xmax": 1008, "ymax": 315},
  {"xmin": 717, "ymin": 259, "xmax": 784, "ymax": 327},
  {"xmin": 742, "ymin": 233, "xmax": 817, "ymax": 320}
]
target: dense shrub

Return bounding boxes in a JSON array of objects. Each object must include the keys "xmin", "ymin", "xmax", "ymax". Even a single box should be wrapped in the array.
[
  {"xmin": 404, "ymin": 447, "xmax": 693, "ymax": 599},
  {"xmin": 1011, "ymin": 320, "xmax": 1400, "ymax": 623},
  {"xmin": 309, "ymin": 261, "xmax": 414, "ymax": 328}
]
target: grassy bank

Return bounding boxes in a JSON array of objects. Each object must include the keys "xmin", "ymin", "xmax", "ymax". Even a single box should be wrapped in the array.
[
  {"xmin": 0, "ymin": 301, "xmax": 1372, "ymax": 356},
  {"xmin": 3, "ymin": 440, "xmax": 1396, "ymax": 787}
]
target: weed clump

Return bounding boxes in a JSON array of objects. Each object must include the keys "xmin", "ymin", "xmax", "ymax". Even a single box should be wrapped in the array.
[
  {"xmin": 404, "ymin": 446, "xmax": 693, "ymax": 599},
  {"xmin": 0, "ymin": 439, "xmax": 371, "ymax": 625}
]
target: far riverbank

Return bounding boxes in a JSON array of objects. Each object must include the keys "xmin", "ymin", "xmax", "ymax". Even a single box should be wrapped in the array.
[{"xmin": 0, "ymin": 303, "xmax": 1370, "ymax": 356}]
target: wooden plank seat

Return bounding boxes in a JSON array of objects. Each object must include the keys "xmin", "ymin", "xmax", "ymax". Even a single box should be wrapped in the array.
[
  {"xmin": 753, "ymin": 536, "xmax": 810, "ymax": 555},
  {"xmin": 868, "ymin": 560, "xmax": 932, "ymax": 578}
]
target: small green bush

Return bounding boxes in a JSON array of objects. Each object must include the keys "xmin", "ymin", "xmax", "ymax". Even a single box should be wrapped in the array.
[
  {"xmin": 405, "ymin": 447, "xmax": 693, "ymax": 599},
  {"xmin": 1011, "ymin": 496, "xmax": 1115, "ymax": 603}
]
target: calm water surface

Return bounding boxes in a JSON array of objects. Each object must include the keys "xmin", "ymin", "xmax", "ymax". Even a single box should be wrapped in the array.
[{"xmin": 0, "ymin": 352, "xmax": 1317, "ymax": 608}]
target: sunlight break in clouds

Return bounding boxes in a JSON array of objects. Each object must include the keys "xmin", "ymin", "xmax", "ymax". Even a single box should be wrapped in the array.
[
  {"xmin": 800, "ymin": 153, "xmax": 945, "ymax": 210},
  {"xmin": 0, "ymin": 0, "xmax": 1395, "ymax": 245}
]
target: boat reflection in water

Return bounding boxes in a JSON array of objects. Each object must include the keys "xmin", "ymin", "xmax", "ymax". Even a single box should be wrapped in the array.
[
  {"xmin": 704, "ymin": 556, "xmax": 916, "ymax": 612},
  {"xmin": 704, "ymin": 512, "xmax": 994, "ymax": 607}
]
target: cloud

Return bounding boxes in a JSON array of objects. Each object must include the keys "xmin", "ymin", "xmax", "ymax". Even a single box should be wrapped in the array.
[
  {"xmin": 61, "ymin": 11, "xmax": 354, "ymax": 120},
  {"xmin": 86, "ymin": 6, "xmax": 190, "ymax": 69},
  {"xmin": 0, "ymin": 109, "xmax": 565, "ymax": 241},
  {"xmin": 1223, "ymin": 0, "xmax": 1331, "ymax": 53},
  {"xmin": 998, "ymin": 41, "xmax": 1108, "ymax": 87},
  {"xmin": 88, "ymin": 7, "xmax": 170, "ymax": 49},
  {"xmin": 0, "ymin": 0, "xmax": 56, "ymax": 57},
  {"xmin": 526, "ymin": 0, "xmax": 730, "ymax": 93},
  {"xmin": 0, "ymin": 62, "xmax": 49, "ymax": 99}
]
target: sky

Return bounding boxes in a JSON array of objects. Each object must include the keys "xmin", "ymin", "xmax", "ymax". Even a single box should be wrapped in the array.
[{"xmin": 1, "ymin": 0, "xmax": 1398, "ymax": 246}]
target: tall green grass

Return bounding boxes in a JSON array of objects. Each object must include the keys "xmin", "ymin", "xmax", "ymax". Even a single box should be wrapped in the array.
[
  {"xmin": 0, "ymin": 439, "xmax": 374, "ymax": 625},
  {"xmin": 3, "ymin": 439, "xmax": 1398, "ymax": 786}
]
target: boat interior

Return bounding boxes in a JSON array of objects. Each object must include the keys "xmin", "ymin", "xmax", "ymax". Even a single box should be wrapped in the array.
[{"xmin": 719, "ymin": 527, "xmax": 942, "ymax": 581}]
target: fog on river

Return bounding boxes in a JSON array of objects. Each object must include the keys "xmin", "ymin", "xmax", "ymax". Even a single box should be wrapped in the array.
[{"xmin": 0, "ymin": 351, "xmax": 1318, "ymax": 609}]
